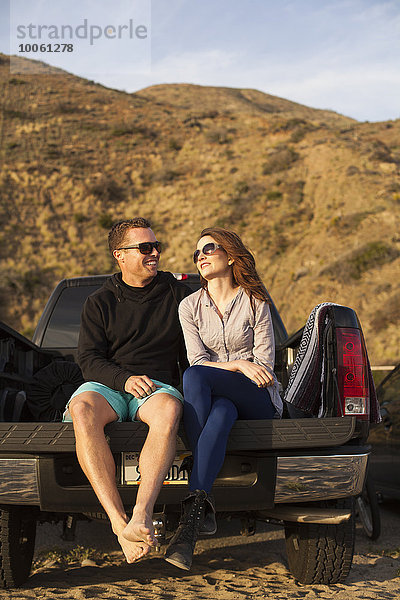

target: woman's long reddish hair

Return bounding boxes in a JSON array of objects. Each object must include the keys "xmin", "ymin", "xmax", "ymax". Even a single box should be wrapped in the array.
[{"xmin": 198, "ymin": 227, "xmax": 270, "ymax": 303}]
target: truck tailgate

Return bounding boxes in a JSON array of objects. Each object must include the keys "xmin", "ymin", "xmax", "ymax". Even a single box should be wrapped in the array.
[{"xmin": 0, "ymin": 417, "xmax": 356, "ymax": 453}]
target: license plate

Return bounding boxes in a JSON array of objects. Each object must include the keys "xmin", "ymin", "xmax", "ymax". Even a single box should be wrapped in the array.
[{"xmin": 121, "ymin": 452, "xmax": 190, "ymax": 485}]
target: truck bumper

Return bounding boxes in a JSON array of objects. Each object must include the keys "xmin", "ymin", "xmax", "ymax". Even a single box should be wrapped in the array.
[
  {"xmin": 0, "ymin": 449, "xmax": 369, "ymax": 512},
  {"xmin": 0, "ymin": 458, "xmax": 39, "ymax": 505},
  {"xmin": 274, "ymin": 453, "xmax": 368, "ymax": 503}
]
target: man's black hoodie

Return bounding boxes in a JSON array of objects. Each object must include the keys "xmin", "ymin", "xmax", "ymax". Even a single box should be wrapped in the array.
[{"xmin": 77, "ymin": 271, "xmax": 191, "ymax": 391}]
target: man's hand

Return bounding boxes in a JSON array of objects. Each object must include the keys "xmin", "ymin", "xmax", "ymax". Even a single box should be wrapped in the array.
[
  {"xmin": 234, "ymin": 360, "xmax": 274, "ymax": 388},
  {"xmin": 124, "ymin": 375, "xmax": 157, "ymax": 399}
]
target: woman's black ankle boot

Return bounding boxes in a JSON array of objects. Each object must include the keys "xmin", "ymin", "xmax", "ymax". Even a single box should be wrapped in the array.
[
  {"xmin": 164, "ymin": 489, "xmax": 207, "ymax": 570},
  {"xmin": 200, "ymin": 492, "xmax": 217, "ymax": 535}
]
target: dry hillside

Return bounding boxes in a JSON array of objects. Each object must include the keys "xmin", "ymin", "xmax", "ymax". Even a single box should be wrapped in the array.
[{"xmin": 0, "ymin": 53, "xmax": 399, "ymax": 364}]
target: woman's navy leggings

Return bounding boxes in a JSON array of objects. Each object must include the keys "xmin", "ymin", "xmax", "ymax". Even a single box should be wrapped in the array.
[{"xmin": 183, "ymin": 364, "xmax": 276, "ymax": 493}]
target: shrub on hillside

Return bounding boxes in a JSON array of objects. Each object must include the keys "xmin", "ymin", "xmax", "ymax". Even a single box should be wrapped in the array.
[
  {"xmin": 183, "ymin": 111, "xmax": 218, "ymax": 126},
  {"xmin": 262, "ymin": 145, "xmax": 299, "ymax": 175},
  {"xmin": 285, "ymin": 180, "xmax": 305, "ymax": 204},
  {"xmin": 371, "ymin": 292, "xmax": 400, "ymax": 331},
  {"xmin": 182, "ymin": 116, "xmax": 203, "ymax": 130},
  {"xmin": 270, "ymin": 118, "xmax": 307, "ymax": 133},
  {"xmin": 110, "ymin": 124, "xmax": 157, "ymax": 139},
  {"xmin": 289, "ymin": 128, "xmax": 307, "ymax": 143},
  {"xmin": 369, "ymin": 140, "xmax": 398, "ymax": 164},
  {"xmin": 385, "ymin": 182, "xmax": 400, "ymax": 203},
  {"xmin": 80, "ymin": 122, "xmax": 108, "ymax": 132},
  {"xmin": 199, "ymin": 111, "xmax": 219, "ymax": 119},
  {"xmin": 329, "ymin": 211, "xmax": 372, "ymax": 232},
  {"xmin": 168, "ymin": 138, "xmax": 182, "ymax": 151},
  {"xmin": 386, "ymin": 182, "xmax": 400, "ymax": 193},
  {"xmin": 234, "ymin": 181, "xmax": 249, "ymax": 195},
  {"xmin": 290, "ymin": 124, "xmax": 316, "ymax": 143},
  {"xmin": 266, "ymin": 189, "xmax": 282, "ymax": 201},
  {"xmin": 346, "ymin": 165, "xmax": 360, "ymax": 176},
  {"xmin": 73, "ymin": 213, "xmax": 87, "ymax": 224},
  {"xmin": 4, "ymin": 109, "xmax": 32, "ymax": 120},
  {"xmin": 5, "ymin": 267, "xmax": 55, "ymax": 296},
  {"xmin": 45, "ymin": 144, "xmax": 62, "ymax": 159},
  {"xmin": 151, "ymin": 167, "xmax": 182, "ymax": 183},
  {"xmin": 88, "ymin": 177, "xmax": 125, "ymax": 203},
  {"xmin": 98, "ymin": 213, "xmax": 114, "ymax": 229},
  {"xmin": 321, "ymin": 241, "xmax": 400, "ymax": 281},
  {"xmin": 57, "ymin": 102, "xmax": 85, "ymax": 114},
  {"xmin": 229, "ymin": 180, "xmax": 264, "ymax": 207},
  {"xmin": 268, "ymin": 118, "xmax": 316, "ymax": 142},
  {"xmin": 273, "ymin": 233, "xmax": 289, "ymax": 256},
  {"xmin": 205, "ymin": 128, "xmax": 231, "ymax": 144}
]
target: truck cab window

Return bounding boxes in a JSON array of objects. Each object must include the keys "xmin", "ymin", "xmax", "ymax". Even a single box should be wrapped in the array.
[{"xmin": 42, "ymin": 286, "xmax": 100, "ymax": 348}]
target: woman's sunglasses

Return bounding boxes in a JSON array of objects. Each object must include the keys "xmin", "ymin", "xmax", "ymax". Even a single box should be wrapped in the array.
[
  {"xmin": 117, "ymin": 241, "xmax": 162, "ymax": 254},
  {"xmin": 193, "ymin": 242, "xmax": 223, "ymax": 264}
]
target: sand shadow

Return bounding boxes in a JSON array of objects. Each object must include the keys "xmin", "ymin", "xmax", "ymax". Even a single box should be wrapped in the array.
[{"xmin": 27, "ymin": 531, "xmax": 400, "ymax": 593}]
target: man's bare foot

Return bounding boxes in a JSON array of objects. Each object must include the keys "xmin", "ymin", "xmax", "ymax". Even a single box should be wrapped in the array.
[
  {"xmin": 117, "ymin": 532, "xmax": 150, "ymax": 564},
  {"xmin": 123, "ymin": 511, "xmax": 158, "ymax": 546}
]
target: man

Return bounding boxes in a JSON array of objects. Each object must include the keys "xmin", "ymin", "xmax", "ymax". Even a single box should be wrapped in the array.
[{"xmin": 63, "ymin": 217, "xmax": 190, "ymax": 563}]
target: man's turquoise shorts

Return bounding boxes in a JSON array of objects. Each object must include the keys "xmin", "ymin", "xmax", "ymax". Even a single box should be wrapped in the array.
[{"xmin": 62, "ymin": 379, "xmax": 184, "ymax": 422}]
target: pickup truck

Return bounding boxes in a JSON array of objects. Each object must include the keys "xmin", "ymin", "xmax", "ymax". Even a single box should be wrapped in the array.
[{"xmin": 0, "ymin": 273, "xmax": 372, "ymax": 588}]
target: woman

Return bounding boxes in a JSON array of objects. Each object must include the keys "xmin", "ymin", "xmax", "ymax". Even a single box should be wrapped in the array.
[{"xmin": 165, "ymin": 227, "xmax": 282, "ymax": 570}]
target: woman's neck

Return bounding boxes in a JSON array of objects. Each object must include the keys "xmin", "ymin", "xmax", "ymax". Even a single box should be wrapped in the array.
[{"xmin": 206, "ymin": 275, "xmax": 239, "ymax": 316}]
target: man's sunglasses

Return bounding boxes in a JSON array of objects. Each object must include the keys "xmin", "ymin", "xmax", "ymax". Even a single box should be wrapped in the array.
[
  {"xmin": 193, "ymin": 242, "xmax": 223, "ymax": 264},
  {"xmin": 117, "ymin": 241, "xmax": 162, "ymax": 254}
]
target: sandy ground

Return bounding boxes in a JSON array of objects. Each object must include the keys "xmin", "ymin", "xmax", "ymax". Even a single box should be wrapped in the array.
[{"xmin": 1, "ymin": 500, "xmax": 399, "ymax": 600}]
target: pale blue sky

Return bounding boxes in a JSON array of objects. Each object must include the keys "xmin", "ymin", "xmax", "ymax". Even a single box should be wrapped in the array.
[{"xmin": 2, "ymin": 0, "xmax": 400, "ymax": 122}]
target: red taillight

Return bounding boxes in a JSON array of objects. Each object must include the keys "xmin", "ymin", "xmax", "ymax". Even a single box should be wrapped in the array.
[
  {"xmin": 336, "ymin": 328, "xmax": 369, "ymax": 420},
  {"xmin": 175, "ymin": 274, "xmax": 189, "ymax": 280}
]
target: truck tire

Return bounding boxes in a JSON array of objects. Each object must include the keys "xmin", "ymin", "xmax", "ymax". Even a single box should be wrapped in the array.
[
  {"xmin": 356, "ymin": 476, "xmax": 381, "ymax": 540},
  {"xmin": 284, "ymin": 499, "xmax": 355, "ymax": 584},
  {"xmin": 0, "ymin": 506, "xmax": 37, "ymax": 588}
]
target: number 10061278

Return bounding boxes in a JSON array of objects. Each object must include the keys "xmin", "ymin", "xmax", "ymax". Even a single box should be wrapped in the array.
[
  {"xmin": 122, "ymin": 452, "xmax": 190, "ymax": 485},
  {"xmin": 18, "ymin": 43, "xmax": 74, "ymax": 52}
]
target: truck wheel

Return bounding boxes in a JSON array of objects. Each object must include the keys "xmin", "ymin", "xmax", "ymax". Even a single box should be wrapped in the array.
[
  {"xmin": 356, "ymin": 476, "xmax": 381, "ymax": 540},
  {"xmin": 284, "ymin": 499, "xmax": 355, "ymax": 584},
  {"xmin": 0, "ymin": 506, "xmax": 37, "ymax": 588}
]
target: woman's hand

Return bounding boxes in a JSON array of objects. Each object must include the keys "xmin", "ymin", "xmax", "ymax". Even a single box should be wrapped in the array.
[{"xmin": 233, "ymin": 360, "xmax": 274, "ymax": 388}]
